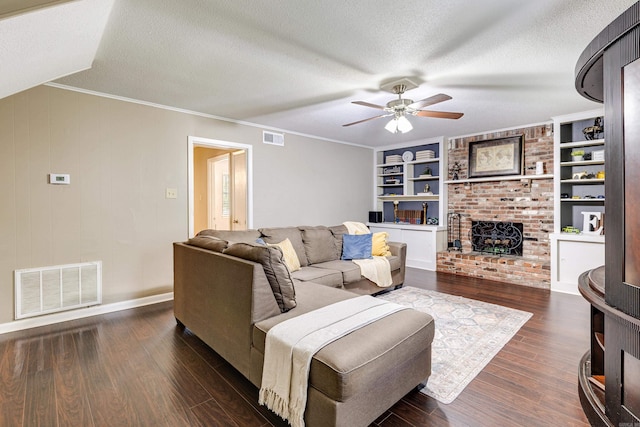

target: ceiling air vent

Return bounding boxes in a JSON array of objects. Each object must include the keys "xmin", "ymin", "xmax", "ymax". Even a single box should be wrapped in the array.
[{"xmin": 263, "ymin": 131, "xmax": 284, "ymax": 146}]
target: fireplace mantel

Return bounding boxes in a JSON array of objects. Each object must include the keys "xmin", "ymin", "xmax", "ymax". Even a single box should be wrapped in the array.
[{"xmin": 444, "ymin": 173, "xmax": 553, "ymax": 184}]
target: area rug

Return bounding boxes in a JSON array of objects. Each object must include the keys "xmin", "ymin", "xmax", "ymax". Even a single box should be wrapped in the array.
[{"xmin": 378, "ymin": 286, "xmax": 532, "ymax": 404}]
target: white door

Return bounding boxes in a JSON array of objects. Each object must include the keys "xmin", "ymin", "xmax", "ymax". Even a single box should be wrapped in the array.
[
  {"xmin": 208, "ymin": 154, "xmax": 231, "ymax": 230},
  {"xmin": 232, "ymin": 151, "xmax": 247, "ymax": 230}
]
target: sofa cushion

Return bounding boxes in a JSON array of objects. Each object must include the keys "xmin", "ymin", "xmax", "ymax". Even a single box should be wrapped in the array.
[
  {"xmin": 311, "ymin": 260, "xmax": 362, "ymax": 284},
  {"xmin": 223, "ymin": 242, "xmax": 296, "ymax": 312},
  {"xmin": 197, "ymin": 229, "xmax": 261, "ymax": 244},
  {"xmin": 267, "ymin": 238, "xmax": 301, "ymax": 272},
  {"xmin": 328, "ymin": 225, "xmax": 348, "ymax": 256},
  {"xmin": 186, "ymin": 235, "xmax": 228, "ymax": 252},
  {"xmin": 372, "ymin": 232, "xmax": 391, "ymax": 257},
  {"xmin": 259, "ymin": 227, "xmax": 309, "ymax": 267},
  {"xmin": 341, "ymin": 234, "xmax": 373, "ymax": 260},
  {"xmin": 291, "ymin": 266, "xmax": 343, "ymax": 288},
  {"xmin": 299, "ymin": 226, "xmax": 339, "ymax": 264}
]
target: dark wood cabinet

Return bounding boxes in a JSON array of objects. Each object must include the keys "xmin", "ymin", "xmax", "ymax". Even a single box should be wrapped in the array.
[{"xmin": 575, "ymin": 2, "xmax": 640, "ymax": 425}]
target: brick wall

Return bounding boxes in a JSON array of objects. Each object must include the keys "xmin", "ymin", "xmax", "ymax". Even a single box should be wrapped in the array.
[{"xmin": 437, "ymin": 124, "xmax": 554, "ymax": 289}]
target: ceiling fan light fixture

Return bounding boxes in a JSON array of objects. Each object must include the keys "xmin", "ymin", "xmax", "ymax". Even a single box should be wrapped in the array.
[
  {"xmin": 385, "ymin": 118, "xmax": 398, "ymax": 133},
  {"xmin": 397, "ymin": 115, "xmax": 413, "ymax": 133}
]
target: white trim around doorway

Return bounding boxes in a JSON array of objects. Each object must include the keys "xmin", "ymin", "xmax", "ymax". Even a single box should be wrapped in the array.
[{"xmin": 187, "ymin": 136, "xmax": 253, "ymax": 238}]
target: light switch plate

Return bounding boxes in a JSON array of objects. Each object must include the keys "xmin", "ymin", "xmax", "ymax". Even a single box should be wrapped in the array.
[{"xmin": 166, "ymin": 188, "xmax": 177, "ymax": 199}]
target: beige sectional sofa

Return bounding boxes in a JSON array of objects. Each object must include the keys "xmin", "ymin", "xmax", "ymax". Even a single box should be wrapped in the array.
[{"xmin": 173, "ymin": 225, "xmax": 435, "ymax": 426}]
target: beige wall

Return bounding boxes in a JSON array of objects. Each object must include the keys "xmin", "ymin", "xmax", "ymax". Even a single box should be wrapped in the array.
[{"xmin": 0, "ymin": 85, "xmax": 373, "ymax": 324}]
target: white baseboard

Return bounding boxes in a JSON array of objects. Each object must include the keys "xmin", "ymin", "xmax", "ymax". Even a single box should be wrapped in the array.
[{"xmin": 0, "ymin": 292, "xmax": 174, "ymax": 335}]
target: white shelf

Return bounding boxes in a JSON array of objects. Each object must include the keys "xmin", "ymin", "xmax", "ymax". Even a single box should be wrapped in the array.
[
  {"xmin": 559, "ymin": 138, "xmax": 604, "ymax": 149},
  {"xmin": 378, "ymin": 172, "xmax": 403, "ymax": 177},
  {"xmin": 407, "ymin": 157, "xmax": 439, "ymax": 165},
  {"xmin": 444, "ymin": 174, "xmax": 553, "ymax": 184},
  {"xmin": 378, "ymin": 195, "xmax": 439, "ymax": 201},
  {"xmin": 560, "ymin": 160, "xmax": 605, "ymax": 166},
  {"xmin": 408, "ymin": 175, "xmax": 440, "ymax": 181},
  {"xmin": 560, "ymin": 178, "xmax": 604, "ymax": 184},
  {"xmin": 561, "ymin": 198, "xmax": 605, "ymax": 202},
  {"xmin": 376, "ymin": 162, "xmax": 404, "ymax": 168}
]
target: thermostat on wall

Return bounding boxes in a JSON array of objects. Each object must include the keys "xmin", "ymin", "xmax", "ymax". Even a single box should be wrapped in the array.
[{"xmin": 49, "ymin": 173, "xmax": 70, "ymax": 185}]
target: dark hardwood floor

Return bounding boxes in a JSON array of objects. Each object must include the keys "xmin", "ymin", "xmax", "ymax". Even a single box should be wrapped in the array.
[{"xmin": 0, "ymin": 268, "xmax": 591, "ymax": 426}]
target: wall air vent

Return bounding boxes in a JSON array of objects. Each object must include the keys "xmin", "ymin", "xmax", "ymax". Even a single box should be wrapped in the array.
[
  {"xmin": 263, "ymin": 131, "xmax": 284, "ymax": 146},
  {"xmin": 14, "ymin": 261, "xmax": 102, "ymax": 319}
]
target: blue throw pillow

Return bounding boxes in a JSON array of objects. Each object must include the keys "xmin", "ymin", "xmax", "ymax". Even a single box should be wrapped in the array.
[{"xmin": 341, "ymin": 234, "xmax": 373, "ymax": 260}]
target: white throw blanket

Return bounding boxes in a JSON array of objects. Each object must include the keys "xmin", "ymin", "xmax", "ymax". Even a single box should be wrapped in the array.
[
  {"xmin": 258, "ymin": 296, "xmax": 406, "ymax": 427},
  {"xmin": 353, "ymin": 257, "xmax": 393, "ymax": 287},
  {"xmin": 343, "ymin": 221, "xmax": 393, "ymax": 287}
]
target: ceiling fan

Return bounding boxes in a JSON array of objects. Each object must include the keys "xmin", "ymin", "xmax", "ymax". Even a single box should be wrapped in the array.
[{"xmin": 343, "ymin": 84, "xmax": 463, "ymax": 133}]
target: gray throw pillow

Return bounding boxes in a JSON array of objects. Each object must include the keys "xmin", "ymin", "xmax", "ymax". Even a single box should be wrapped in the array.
[{"xmin": 223, "ymin": 242, "xmax": 296, "ymax": 312}]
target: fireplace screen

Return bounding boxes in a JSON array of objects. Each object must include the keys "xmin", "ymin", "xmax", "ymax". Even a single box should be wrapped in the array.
[{"xmin": 470, "ymin": 221, "xmax": 523, "ymax": 256}]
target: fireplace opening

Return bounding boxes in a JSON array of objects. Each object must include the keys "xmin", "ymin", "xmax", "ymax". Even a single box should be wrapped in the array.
[{"xmin": 470, "ymin": 221, "xmax": 523, "ymax": 256}]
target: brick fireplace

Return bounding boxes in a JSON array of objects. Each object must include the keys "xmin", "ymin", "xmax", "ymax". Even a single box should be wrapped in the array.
[{"xmin": 437, "ymin": 124, "xmax": 554, "ymax": 289}]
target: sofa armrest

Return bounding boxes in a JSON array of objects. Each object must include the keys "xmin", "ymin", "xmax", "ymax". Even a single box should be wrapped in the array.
[{"xmin": 388, "ymin": 241, "xmax": 407, "ymax": 285}]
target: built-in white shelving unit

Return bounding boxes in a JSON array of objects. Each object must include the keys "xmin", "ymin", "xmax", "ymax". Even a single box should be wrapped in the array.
[{"xmin": 550, "ymin": 109, "xmax": 606, "ymax": 294}]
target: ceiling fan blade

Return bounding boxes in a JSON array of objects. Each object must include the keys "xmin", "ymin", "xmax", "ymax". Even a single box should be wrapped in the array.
[
  {"xmin": 415, "ymin": 110, "xmax": 464, "ymax": 119},
  {"xmin": 408, "ymin": 93, "xmax": 452, "ymax": 110},
  {"xmin": 342, "ymin": 113, "xmax": 393, "ymax": 127},
  {"xmin": 352, "ymin": 100, "xmax": 386, "ymax": 110}
]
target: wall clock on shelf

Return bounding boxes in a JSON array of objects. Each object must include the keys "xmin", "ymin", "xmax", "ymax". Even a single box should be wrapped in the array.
[{"xmin": 402, "ymin": 151, "xmax": 413, "ymax": 162}]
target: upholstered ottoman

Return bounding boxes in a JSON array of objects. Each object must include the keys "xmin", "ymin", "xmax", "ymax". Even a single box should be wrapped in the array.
[{"xmin": 251, "ymin": 282, "xmax": 435, "ymax": 426}]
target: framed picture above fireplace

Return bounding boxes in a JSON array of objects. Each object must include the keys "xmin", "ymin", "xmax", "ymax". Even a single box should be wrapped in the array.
[{"xmin": 468, "ymin": 135, "xmax": 524, "ymax": 178}]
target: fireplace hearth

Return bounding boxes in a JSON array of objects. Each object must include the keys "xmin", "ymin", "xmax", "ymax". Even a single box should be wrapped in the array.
[{"xmin": 470, "ymin": 221, "xmax": 523, "ymax": 256}]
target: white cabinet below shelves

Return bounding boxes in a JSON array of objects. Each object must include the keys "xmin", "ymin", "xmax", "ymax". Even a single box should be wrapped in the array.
[
  {"xmin": 550, "ymin": 233, "xmax": 605, "ymax": 294},
  {"xmin": 368, "ymin": 223, "xmax": 446, "ymax": 271}
]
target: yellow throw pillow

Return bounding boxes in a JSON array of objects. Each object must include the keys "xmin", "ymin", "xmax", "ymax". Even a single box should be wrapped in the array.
[
  {"xmin": 372, "ymin": 232, "xmax": 391, "ymax": 257},
  {"xmin": 268, "ymin": 238, "xmax": 301, "ymax": 272}
]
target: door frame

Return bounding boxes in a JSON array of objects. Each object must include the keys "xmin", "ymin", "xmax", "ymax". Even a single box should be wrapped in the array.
[{"xmin": 187, "ymin": 136, "xmax": 253, "ymax": 238}]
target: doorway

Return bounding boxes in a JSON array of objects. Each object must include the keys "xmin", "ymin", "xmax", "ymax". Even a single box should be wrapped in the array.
[{"xmin": 188, "ymin": 136, "xmax": 253, "ymax": 237}]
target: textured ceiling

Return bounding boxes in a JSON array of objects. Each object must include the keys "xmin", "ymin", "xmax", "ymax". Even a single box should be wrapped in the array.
[
  {"xmin": 0, "ymin": 0, "xmax": 114, "ymax": 100},
  {"xmin": 50, "ymin": 0, "xmax": 636, "ymax": 147}
]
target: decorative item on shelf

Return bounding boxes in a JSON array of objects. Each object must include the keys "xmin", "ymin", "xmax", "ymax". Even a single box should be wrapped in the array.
[
  {"xmin": 571, "ymin": 150, "xmax": 585, "ymax": 162},
  {"xmin": 418, "ymin": 184, "xmax": 433, "ymax": 195},
  {"xmin": 583, "ymin": 152, "xmax": 592, "ymax": 161},
  {"xmin": 572, "ymin": 195, "xmax": 581, "ymax": 199},
  {"xmin": 393, "ymin": 200, "xmax": 399, "ymax": 223},
  {"xmin": 572, "ymin": 171, "xmax": 587, "ymax": 180},
  {"xmin": 561, "ymin": 193, "xmax": 570, "ymax": 198},
  {"xmin": 450, "ymin": 161, "xmax": 461, "ymax": 180},
  {"xmin": 385, "ymin": 154, "xmax": 403, "ymax": 164},
  {"xmin": 395, "ymin": 209, "xmax": 424, "ymax": 224},
  {"xmin": 582, "ymin": 116, "xmax": 604, "ymax": 140},
  {"xmin": 592, "ymin": 150, "xmax": 605, "ymax": 161},
  {"xmin": 402, "ymin": 151, "xmax": 414, "ymax": 162},
  {"xmin": 383, "ymin": 165, "xmax": 401, "ymax": 174},
  {"xmin": 426, "ymin": 217, "xmax": 439, "ymax": 225},
  {"xmin": 416, "ymin": 150, "xmax": 435, "ymax": 160},
  {"xmin": 562, "ymin": 226, "xmax": 581, "ymax": 234},
  {"xmin": 385, "ymin": 178, "xmax": 401, "ymax": 184},
  {"xmin": 596, "ymin": 170, "xmax": 605, "ymax": 179},
  {"xmin": 581, "ymin": 211, "xmax": 605, "ymax": 235},
  {"xmin": 422, "ymin": 203, "xmax": 428, "ymax": 225},
  {"xmin": 421, "ymin": 166, "xmax": 432, "ymax": 176}
]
